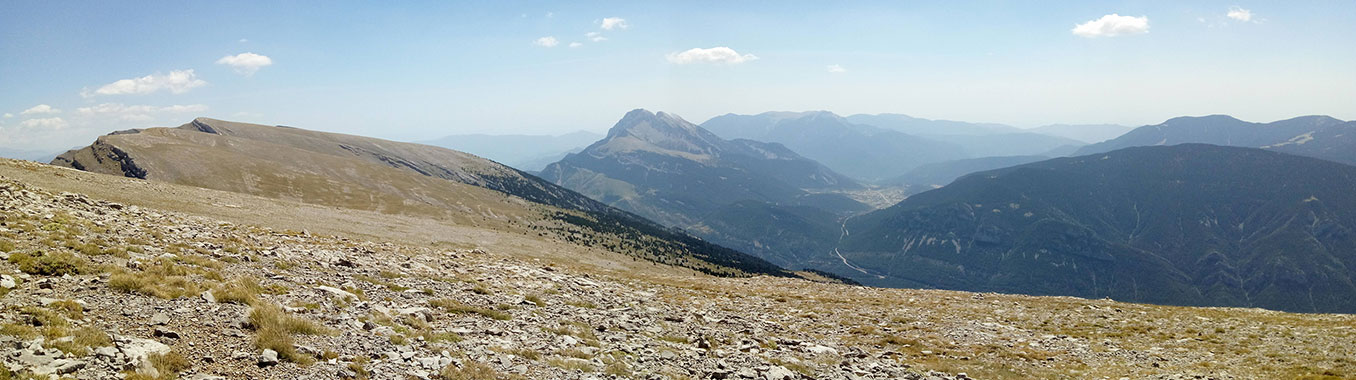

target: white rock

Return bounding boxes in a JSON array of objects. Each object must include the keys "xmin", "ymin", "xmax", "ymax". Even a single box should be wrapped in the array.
[
  {"xmin": 805, "ymin": 344, "xmax": 838, "ymax": 355},
  {"xmin": 118, "ymin": 336, "xmax": 171, "ymax": 376},
  {"xmin": 258, "ymin": 349, "xmax": 279, "ymax": 366},
  {"xmin": 765, "ymin": 365, "xmax": 796, "ymax": 380}
]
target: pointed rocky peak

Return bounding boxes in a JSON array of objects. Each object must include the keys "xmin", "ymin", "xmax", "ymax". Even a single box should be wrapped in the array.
[
  {"xmin": 186, "ymin": 117, "xmax": 224, "ymax": 135},
  {"xmin": 607, "ymin": 109, "xmax": 703, "ymax": 138},
  {"xmin": 592, "ymin": 109, "xmax": 729, "ymax": 160}
]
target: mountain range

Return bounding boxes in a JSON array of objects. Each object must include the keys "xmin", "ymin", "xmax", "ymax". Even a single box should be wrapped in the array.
[
  {"xmin": 702, "ymin": 111, "xmax": 1086, "ymax": 181},
  {"xmin": 47, "ymin": 111, "xmax": 1356, "ymax": 314},
  {"xmin": 701, "ymin": 111, "xmax": 967, "ymax": 181},
  {"xmin": 540, "ymin": 109, "xmax": 869, "ymax": 267}
]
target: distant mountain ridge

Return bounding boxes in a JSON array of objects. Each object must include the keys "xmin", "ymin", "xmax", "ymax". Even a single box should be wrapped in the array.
[
  {"xmin": 703, "ymin": 111, "xmax": 1084, "ymax": 181},
  {"xmin": 843, "ymin": 113, "xmax": 1022, "ymax": 136},
  {"xmin": 837, "ymin": 144, "xmax": 1356, "ymax": 313},
  {"xmin": 0, "ymin": 147, "xmax": 61, "ymax": 163},
  {"xmin": 1027, "ymin": 123, "xmax": 1133, "ymax": 144},
  {"xmin": 703, "ymin": 111, "xmax": 973, "ymax": 181},
  {"xmin": 420, "ymin": 131, "xmax": 603, "ymax": 171},
  {"xmin": 1075, "ymin": 115, "xmax": 1356, "ymax": 165}
]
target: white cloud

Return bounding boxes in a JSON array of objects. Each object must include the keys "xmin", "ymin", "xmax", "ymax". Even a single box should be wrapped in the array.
[
  {"xmin": 600, "ymin": 17, "xmax": 628, "ymax": 30},
  {"xmin": 569, "ymin": 42, "xmax": 583, "ymax": 48},
  {"xmin": 827, "ymin": 64, "xmax": 847, "ymax": 73},
  {"xmin": 2, "ymin": 113, "xmax": 11, "ymax": 118},
  {"xmin": 1227, "ymin": 7, "xmax": 1253, "ymax": 22},
  {"xmin": 238, "ymin": 38, "xmax": 249, "ymax": 43},
  {"xmin": 546, "ymin": 12, "xmax": 554, "ymax": 18},
  {"xmin": 20, "ymin": 104, "xmax": 60, "ymax": 115},
  {"xmin": 76, "ymin": 103, "xmax": 209, "ymax": 122},
  {"xmin": 586, "ymin": 32, "xmax": 606, "ymax": 42},
  {"xmin": 534, "ymin": 36, "xmax": 559, "ymax": 47},
  {"xmin": 216, "ymin": 52, "xmax": 274, "ymax": 76},
  {"xmin": 83, "ymin": 70, "xmax": 207, "ymax": 97},
  {"xmin": 666, "ymin": 47, "xmax": 758, "ymax": 65},
  {"xmin": 18, "ymin": 117, "xmax": 67, "ymax": 130},
  {"xmin": 1072, "ymin": 14, "xmax": 1150, "ymax": 38}
]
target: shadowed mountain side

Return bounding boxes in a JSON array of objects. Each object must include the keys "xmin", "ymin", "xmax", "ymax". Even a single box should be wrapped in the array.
[{"xmin": 840, "ymin": 144, "xmax": 1356, "ymax": 313}]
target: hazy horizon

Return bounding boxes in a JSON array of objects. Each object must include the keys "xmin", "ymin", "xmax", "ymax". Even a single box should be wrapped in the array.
[{"xmin": 4, "ymin": 1, "xmax": 1355, "ymax": 152}]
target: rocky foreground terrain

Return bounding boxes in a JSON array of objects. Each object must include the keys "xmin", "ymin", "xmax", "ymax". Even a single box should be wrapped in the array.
[{"xmin": 1, "ymin": 159, "xmax": 1354, "ymax": 379}]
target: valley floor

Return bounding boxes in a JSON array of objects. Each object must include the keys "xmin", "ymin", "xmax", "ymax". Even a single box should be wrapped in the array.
[{"xmin": 0, "ymin": 159, "xmax": 1352, "ymax": 380}]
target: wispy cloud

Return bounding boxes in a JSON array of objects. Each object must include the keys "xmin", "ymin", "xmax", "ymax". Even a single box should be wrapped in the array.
[
  {"xmin": 599, "ymin": 17, "xmax": 628, "ymax": 30},
  {"xmin": 20, "ymin": 104, "xmax": 60, "ymax": 115},
  {"xmin": 534, "ymin": 36, "xmax": 560, "ymax": 47},
  {"xmin": 1227, "ymin": 7, "xmax": 1253, "ymax": 22},
  {"xmin": 827, "ymin": 64, "xmax": 847, "ymax": 73},
  {"xmin": 82, "ymin": 70, "xmax": 207, "ymax": 97},
  {"xmin": 17, "ymin": 117, "xmax": 67, "ymax": 130},
  {"xmin": 76, "ymin": 103, "xmax": 209, "ymax": 122},
  {"xmin": 666, "ymin": 47, "xmax": 758, "ymax": 65},
  {"xmin": 216, "ymin": 52, "xmax": 274, "ymax": 76},
  {"xmin": 569, "ymin": 42, "xmax": 583, "ymax": 48},
  {"xmin": 1072, "ymin": 14, "xmax": 1150, "ymax": 38}
]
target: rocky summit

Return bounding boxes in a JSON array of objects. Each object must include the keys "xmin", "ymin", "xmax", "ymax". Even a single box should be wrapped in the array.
[{"xmin": 2, "ymin": 159, "xmax": 1354, "ymax": 379}]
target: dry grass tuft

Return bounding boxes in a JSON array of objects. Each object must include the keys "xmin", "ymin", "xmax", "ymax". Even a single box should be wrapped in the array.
[
  {"xmin": 430, "ymin": 298, "xmax": 511, "ymax": 320},
  {"xmin": 7, "ymin": 251, "xmax": 86, "ymax": 276},
  {"xmin": 247, "ymin": 302, "xmax": 333, "ymax": 364}
]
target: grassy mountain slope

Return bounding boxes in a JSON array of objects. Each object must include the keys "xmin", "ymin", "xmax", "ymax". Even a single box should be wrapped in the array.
[{"xmin": 50, "ymin": 117, "xmax": 786, "ymax": 277}]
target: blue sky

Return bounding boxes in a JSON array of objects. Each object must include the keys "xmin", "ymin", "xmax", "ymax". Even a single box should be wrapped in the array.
[{"xmin": 2, "ymin": 1, "xmax": 1354, "ymax": 152}]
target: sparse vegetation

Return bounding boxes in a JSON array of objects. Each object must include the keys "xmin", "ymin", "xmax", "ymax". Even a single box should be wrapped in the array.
[
  {"xmin": 108, "ymin": 261, "xmax": 202, "ymax": 299},
  {"xmin": 213, "ymin": 276, "xmax": 263, "ymax": 304},
  {"xmin": 430, "ymin": 298, "xmax": 511, "ymax": 320},
  {"xmin": 547, "ymin": 357, "xmax": 597, "ymax": 372},
  {"xmin": 524, "ymin": 293, "xmax": 545, "ymax": 307},
  {"xmin": 8, "ymin": 251, "xmax": 86, "ymax": 276},
  {"xmin": 440, "ymin": 360, "xmax": 516, "ymax": 380},
  {"xmin": 248, "ymin": 302, "xmax": 332, "ymax": 364}
]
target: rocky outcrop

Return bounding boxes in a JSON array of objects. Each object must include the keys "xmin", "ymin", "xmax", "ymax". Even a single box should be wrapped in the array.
[{"xmin": 51, "ymin": 137, "xmax": 148, "ymax": 179}]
